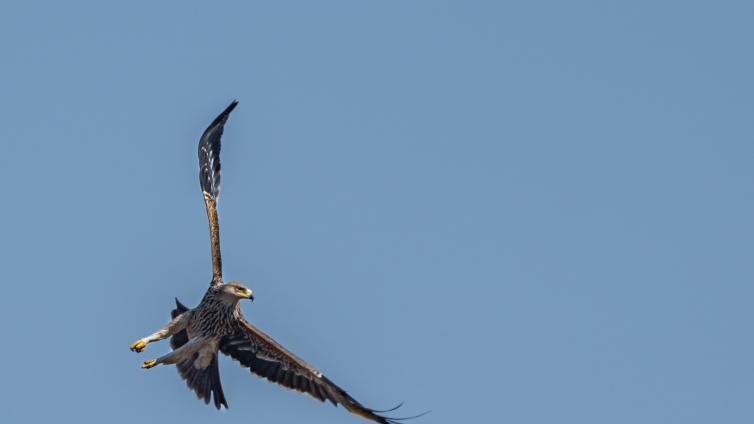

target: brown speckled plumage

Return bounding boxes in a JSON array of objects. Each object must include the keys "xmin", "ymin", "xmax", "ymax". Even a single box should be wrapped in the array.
[{"xmin": 188, "ymin": 287, "xmax": 241, "ymax": 338}]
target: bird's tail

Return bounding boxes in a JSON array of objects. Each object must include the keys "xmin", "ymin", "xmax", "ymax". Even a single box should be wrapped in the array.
[{"xmin": 170, "ymin": 299, "xmax": 228, "ymax": 409}]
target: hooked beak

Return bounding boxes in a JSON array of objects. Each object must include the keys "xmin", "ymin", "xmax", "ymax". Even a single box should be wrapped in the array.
[{"xmin": 247, "ymin": 292, "xmax": 254, "ymax": 302}]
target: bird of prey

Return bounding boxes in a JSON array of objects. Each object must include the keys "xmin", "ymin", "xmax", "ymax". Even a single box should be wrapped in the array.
[{"xmin": 130, "ymin": 101, "xmax": 420, "ymax": 424}]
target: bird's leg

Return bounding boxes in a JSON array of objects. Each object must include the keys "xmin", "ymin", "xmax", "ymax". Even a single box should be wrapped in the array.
[
  {"xmin": 142, "ymin": 337, "xmax": 205, "ymax": 369},
  {"xmin": 130, "ymin": 312, "xmax": 190, "ymax": 353},
  {"xmin": 193, "ymin": 339, "xmax": 219, "ymax": 369}
]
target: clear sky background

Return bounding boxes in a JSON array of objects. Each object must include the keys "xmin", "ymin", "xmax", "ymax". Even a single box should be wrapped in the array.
[{"xmin": 0, "ymin": 1, "xmax": 752, "ymax": 423}]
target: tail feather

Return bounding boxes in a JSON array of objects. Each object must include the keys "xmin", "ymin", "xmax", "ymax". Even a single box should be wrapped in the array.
[
  {"xmin": 170, "ymin": 298, "xmax": 228, "ymax": 409},
  {"xmin": 176, "ymin": 354, "xmax": 228, "ymax": 409}
]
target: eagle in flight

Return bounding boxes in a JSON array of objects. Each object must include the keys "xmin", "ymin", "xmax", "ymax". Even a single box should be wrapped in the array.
[{"xmin": 130, "ymin": 101, "xmax": 421, "ymax": 424}]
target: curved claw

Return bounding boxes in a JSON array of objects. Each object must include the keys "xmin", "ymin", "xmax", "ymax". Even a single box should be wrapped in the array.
[
  {"xmin": 142, "ymin": 359, "xmax": 158, "ymax": 369},
  {"xmin": 130, "ymin": 339, "xmax": 147, "ymax": 353}
]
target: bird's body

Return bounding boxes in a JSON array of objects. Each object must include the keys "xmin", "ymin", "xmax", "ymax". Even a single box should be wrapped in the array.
[
  {"xmin": 186, "ymin": 286, "xmax": 244, "ymax": 340},
  {"xmin": 161, "ymin": 286, "xmax": 245, "ymax": 372},
  {"xmin": 129, "ymin": 101, "xmax": 421, "ymax": 423}
]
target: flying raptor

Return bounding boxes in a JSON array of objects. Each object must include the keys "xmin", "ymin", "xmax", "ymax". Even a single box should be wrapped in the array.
[{"xmin": 130, "ymin": 101, "xmax": 420, "ymax": 424}]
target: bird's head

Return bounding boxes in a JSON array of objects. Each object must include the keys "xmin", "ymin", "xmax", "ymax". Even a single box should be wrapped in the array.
[{"xmin": 219, "ymin": 282, "xmax": 254, "ymax": 304}]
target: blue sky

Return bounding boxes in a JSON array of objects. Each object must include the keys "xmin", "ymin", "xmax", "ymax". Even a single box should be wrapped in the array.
[{"xmin": 1, "ymin": 1, "xmax": 753, "ymax": 423}]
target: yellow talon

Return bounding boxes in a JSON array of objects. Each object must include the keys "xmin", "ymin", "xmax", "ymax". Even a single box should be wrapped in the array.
[
  {"xmin": 142, "ymin": 359, "xmax": 158, "ymax": 369},
  {"xmin": 130, "ymin": 339, "xmax": 147, "ymax": 352}
]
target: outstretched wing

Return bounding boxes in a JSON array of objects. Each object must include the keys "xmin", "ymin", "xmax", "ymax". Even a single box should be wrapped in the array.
[
  {"xmin": 170, "ymin": 299, "xmax": 228, "ymax": 409},
  {"xmin": 220, "ymin": 318, "xmax": 414, "ymax": 424},
  {"xmin": 198, "ymin": 100, "xmax": 238, "ymax": 285}
]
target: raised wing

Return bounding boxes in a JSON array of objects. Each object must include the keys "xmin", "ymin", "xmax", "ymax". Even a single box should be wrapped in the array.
[
  {"xmin": 220, "ymin": 318, "xmax": 419, "ymax": 423},
  {"xmin": 198, "ymin": 100, "xmax": 238, "ymax": 285},
  {"xmin": 170, "ymin": 299, "xmax": 228, "ymax": 409}
]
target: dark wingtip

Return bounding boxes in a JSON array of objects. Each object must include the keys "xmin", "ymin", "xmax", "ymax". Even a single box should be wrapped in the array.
[
  {"xmin": 383, "ymin": 409, "xmax": 431, "ymax": 424},
  {"xmin": 205, "ymin": 100, "xmax": 239, "ymax": 132},
  {"xmin": 356, "ymin": 401, "xmax": 429, "ymax": 423},
  {"xmin": 221, "ymin": 100, "xmax": 238, "ymax": 117},
  {"xmin": 371, "ymin": 401, "xmax": 405, "ymax": 413},
  {"xmin": 374, "ymin": 403, "xmax": 431, "ymax": 424}
]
